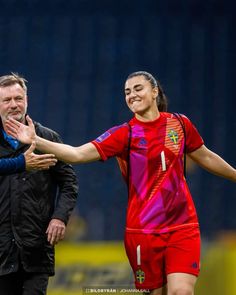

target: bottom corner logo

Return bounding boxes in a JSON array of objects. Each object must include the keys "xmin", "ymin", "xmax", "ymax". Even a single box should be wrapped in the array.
[{"xmin": 136, "ymin": 269, "xmax": 145, "ymax": 284}]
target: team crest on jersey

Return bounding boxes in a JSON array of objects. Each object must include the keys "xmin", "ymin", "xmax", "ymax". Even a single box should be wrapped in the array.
[
  {"xmin": 136, "ymin": 269, "xmax": 145, "ymax": 284},
  {"xmin": 168, "ymin": 129, "xmax": 179, "ymax": 144}
]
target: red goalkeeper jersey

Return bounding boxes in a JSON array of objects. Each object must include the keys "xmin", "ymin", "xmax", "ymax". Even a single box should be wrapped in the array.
[{"xmin": 92, "ymin": 112, "xmax": 204, "ymax": 234}]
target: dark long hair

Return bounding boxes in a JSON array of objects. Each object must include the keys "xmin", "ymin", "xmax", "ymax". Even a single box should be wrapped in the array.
[{"xmin": 126, "ymin": 71, "xmax": 168, "ymax": 111}]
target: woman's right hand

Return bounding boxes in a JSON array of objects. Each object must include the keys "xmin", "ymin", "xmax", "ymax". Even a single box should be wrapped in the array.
[{"xmin": 5, "ymin": 115, "xmax": 36, "ymax": 144}]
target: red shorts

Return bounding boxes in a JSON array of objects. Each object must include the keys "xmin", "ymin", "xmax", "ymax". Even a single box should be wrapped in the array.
[{"xmin": 124, "ymin": 226, "xmax": 201, "ymax": 290}]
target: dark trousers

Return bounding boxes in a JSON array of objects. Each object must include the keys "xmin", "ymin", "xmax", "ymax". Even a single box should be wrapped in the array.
[{"xmin": 0, "ymin": 267, "xmax": 49, "ymax": 295}]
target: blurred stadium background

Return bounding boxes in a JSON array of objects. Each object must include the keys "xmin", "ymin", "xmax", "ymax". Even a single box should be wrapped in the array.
[{"xmin": 0, "ymin": 0, "xmax": 235, "ymax": 294}]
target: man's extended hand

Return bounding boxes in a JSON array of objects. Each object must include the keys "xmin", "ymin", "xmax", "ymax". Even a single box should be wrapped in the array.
[
  {"xmin": 24, "ymin": 142, "xmax": 57, "ymax": 171},
  {"xmin": 46, "ymin": 218, "xmax": 66, "ymax": 246},
  {"xmin": 6, "ymin": 115, "xmax": 36, "ymax": 144}
]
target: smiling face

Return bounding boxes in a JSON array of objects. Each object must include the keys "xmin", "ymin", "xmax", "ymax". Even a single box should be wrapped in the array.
[
  {"xmin": 0, "ymin": 83, "xmax": 28, "ymax": 127},
  {"xmin": 124, "ymin": 75, "xmax": 159, "ymax": 121}
]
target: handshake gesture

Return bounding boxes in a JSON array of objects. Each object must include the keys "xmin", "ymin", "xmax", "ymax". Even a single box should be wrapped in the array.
[
  {"xmin": 24, "ymin": 141, "xmax": 57, "ymax": 171},
  {"xmin": 6, "ymin": 116, "xmax": 57, "ymax": 171}
]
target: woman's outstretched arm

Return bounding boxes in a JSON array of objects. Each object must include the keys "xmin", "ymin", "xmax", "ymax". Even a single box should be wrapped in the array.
[
  {"xmin": 189, "ymin": 145, "xmax": 236, "ymax": 182},
  {"xmin": 6, "ymin": 116, "xmax": 101, "ymax": 164}
]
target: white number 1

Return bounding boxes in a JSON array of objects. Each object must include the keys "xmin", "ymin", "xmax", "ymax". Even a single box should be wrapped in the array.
[
  {"xmin": 161, "ymin": 151, "xmax": 166, "ymax": 171},
  {"xmin": 137, "ymin": 245, "xmax": 141, "ymax": 265}
]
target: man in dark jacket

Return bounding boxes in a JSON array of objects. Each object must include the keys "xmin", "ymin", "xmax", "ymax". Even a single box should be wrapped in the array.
[{"xmin": 0, "ymin": 73, "xmax": 79, "ymax": 295}]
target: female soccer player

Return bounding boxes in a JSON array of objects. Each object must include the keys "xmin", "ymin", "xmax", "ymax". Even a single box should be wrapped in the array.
[{"xmin": 6, "ymin": 71, "xmax": 236, "ymax": 295}]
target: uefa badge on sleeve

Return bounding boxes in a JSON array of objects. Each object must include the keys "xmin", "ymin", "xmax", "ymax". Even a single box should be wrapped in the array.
[{"xmin": 136, "ymin": 269, "xmax": 145, "ymax": 284}]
